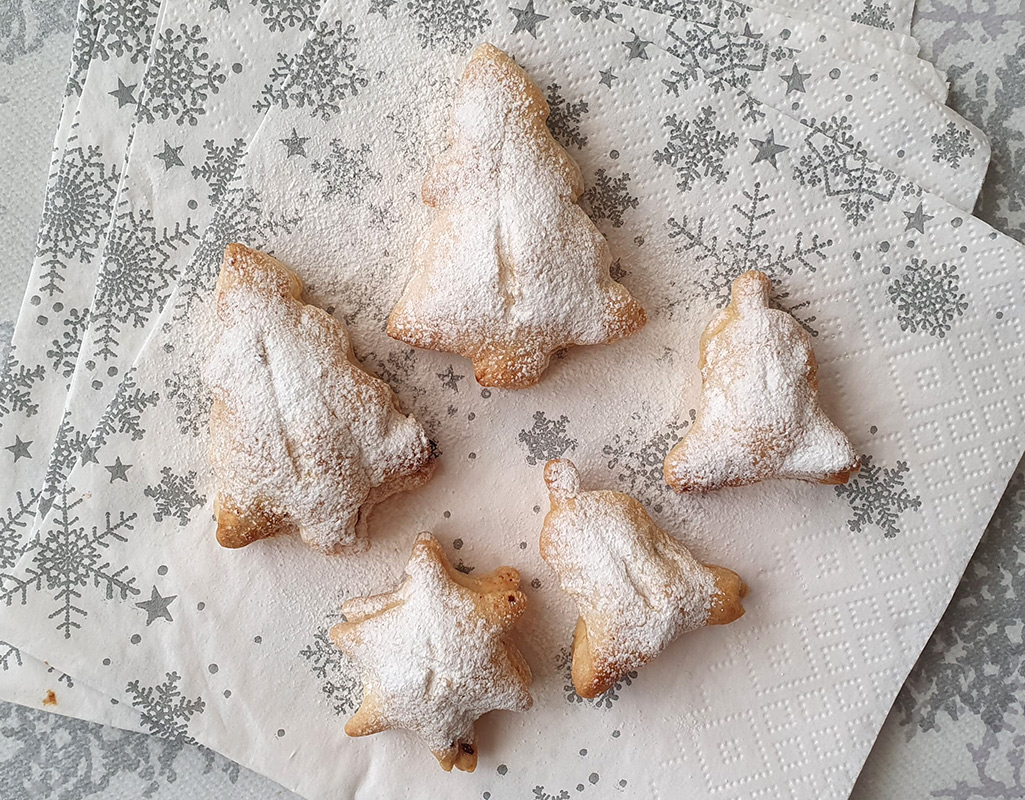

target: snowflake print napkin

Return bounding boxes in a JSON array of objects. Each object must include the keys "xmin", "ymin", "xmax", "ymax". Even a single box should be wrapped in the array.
[
  {"xmin": 0, "ymin": 0, "xmax": 330, "ymax": 727},
  {"xmin": 0, "ymin": 0, "xmax": 164, "ymax": 730},
  {"xmin": 2, "ymin": 1, "xmax": 1024, "ymax": 799},
  {"xmin": 615, "ymin": 3, "xmax": 990, "ymax": 208}
]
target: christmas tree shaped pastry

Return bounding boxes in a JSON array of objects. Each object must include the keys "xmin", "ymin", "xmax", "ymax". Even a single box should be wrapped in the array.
[
  {"xmin": 540, "ymin": 459, "xmax": 747, "ymax": 699},
  {"xmin": 202, "ymin": 243, "xmax": 435, "ymax": 552},
  {"xmin": 387, "ymin": 43, "xmax": 646, "ymax": 389},
  {"xmin": 664, "ymin": 270, "xmax": 859, "ymax": 492},
  {"xmin": 330, "ymin": 532, "xmax": 533, "ymax": 772}
]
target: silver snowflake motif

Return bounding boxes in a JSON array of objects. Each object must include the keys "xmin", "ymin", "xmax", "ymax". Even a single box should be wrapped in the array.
[
  {"xmin": 886, "ymin": 257, "xmax": 968, "ymax": 338},
  {"xmin": 91, "ymin": 0, "xmax": 161, "ymax": 63},
  {"xmin": 299, "ymin": 628, "xmax": 362, "ymax": 715},
  {"xmin": 191, "ymin": 138, "xmax": 246, "ymax": 204},
  {"xmin": 555, "ymin": 646, "xmax": 636, "ymax": 709},
  {"xmin": 834, "ymin": 455, "xmax": 921, "ymax": 538},
  {"xmin": 653, "ymin": 107, "xmax": 738, "ymax": 192},
  {"xmin": 359, "ymin": 347, "xmax": 442, "ymax": 440},
  {"xmin": 602, "ymin": 409, "xmax": 691, "ymax": 513},
  {"xmin": 250, "ymin": 0, "xmax": 318, "ymax": 33},
  {"xmin": 0, "ymin": 641, "xmax": 22, "ymax": 670},
  {"xmin": 140, "ymin": 24, "xmax": 227, "ymax": 127},
  {"xmin": 0, "ymin": 0, "xmax": 78, "ymax": 63},
  {"xmin": 174, "ymin": 185, "xmax": 301, "ymax": 319},
  {"xmin": 533, "ymin": 787, "xmax": 571, "ymax": 800},
  {"xmin": 793, "ymin": 115, "xmax": 918, "ymax": 226},
  {"xmin": 368, "ymin": 0, "xmax": 398, "ymax": 14},
  {"xmin": 898, "ymin": 471, "xmax": 1024, "ymax": 736},
  {"xmin": 0, "ymin": 484, "xmax": 140, "ymax": 638},
  {"xmin": 145, "ymin": 467, "xmax": 206, "ymax": 526},
  {"xmin": 255, "ymin": 20, "xmax": 368, "ymax": 120},
  {"xmin": 127, "ymin": 671, "xmax": 205, "ymax": 744},
  {"xmin": 405, "ymin": 0, "xmax": 491, "ymax": 54},
  {"xmin": 164, "ymin": 367, "xmax": 212, "ymax": 437},
  {"xmin": 88, "ymin": 369, "xmax": 160, "ymax": 455},
  {"xmin": 931, "ymin": 121, "xmax": 977, "ymax": 169},
  {"xmin": 46, "ymin": 307, "xmax": 89, "ymax": 381},
  {"xmin": 518, "ymin": 411, "xmax": 577, "ymax": 466},
  {"xmin": 850, "ymin": 0, "xmax": 895, "ymax": 30},
  {"xmin": 310, "ymin": 141, "xmax": 382, "ymax": 202},
  {"xmin": 667, "ymin": 181, "xmax": 833, "ymax": 305},
  {"xmin": 35, "ymin": 142, "xmax": 121, "ymax": 297},
  {"xmin": 92, "ymin": 208, "xmax": 199, "ymax": 363},
  {"xmin": 0, "ymin": 700, "xmax": 239, "ymax": 796},
  {"xmin": 0, "ymin": 349, "xmax": 45, "ymax": 418},
  {"xmin": 662, "ymin": 18, "xmax": 777, "ymax": 97},
  {"xmin": 583, "ymin": 168, "xmax": 638, "ymax": 228},
  {"xmin": 39, "ymin": 413, "xmax": 89, "ymax": 513},
  {"xmin": 0, "ymin": 490, "xmax": 39, "ymax": 571},
  {"xmin": 545, "ymin": 82, "xmax": 589, "ymax": 150},
  {"xmin": 930, "ymin": 713, "xmax": 1025, "ymax": 800},
  {"xmin": 569, "ymin": 0, "xmax": 621, "ymax": 23}
]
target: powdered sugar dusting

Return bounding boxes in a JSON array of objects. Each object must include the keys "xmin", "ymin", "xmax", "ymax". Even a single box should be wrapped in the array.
[
  {"xmin": 201, "ymin": 244, "xmax": 434, "ymax": 552},
  {"xmin": 331, "ymin": 533, "xmax": 532, "ymax": 766},
  {"xmin": 540, "ymin": 460, "xmax": 720, "ymax": 680},
  {"xmin": 388, "ymin": 43, "xmax": 644, "ymax": 387},
  {"xmin": 665, "ymin": 270, "xmax": 858, "ymax": 491}
]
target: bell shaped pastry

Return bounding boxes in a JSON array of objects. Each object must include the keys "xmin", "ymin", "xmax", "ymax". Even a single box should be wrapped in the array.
[
  {"xmin": 331, "ymin": 533, "xmax": 533, "ymax": 771},
  {"xmin": 202, "ymin": 243, "xmax": 435, "ymax": 553},
  {"xmin": 540, "ymin": 459, "xmax": 746, "ymax": 699},
  {"xmin": 387, "ymin": 43, "xmax": 645, "ymax": 389},
  {"xmin": 665, "ymin": 270, "xmax": 859, "ymax": 492}
]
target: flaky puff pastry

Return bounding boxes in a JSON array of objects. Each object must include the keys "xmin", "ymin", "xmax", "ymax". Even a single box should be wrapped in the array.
[
  {"xmin": 331, "ymin": 532, "xmax": 533, "ymax": 772},
  {"xmin": 665, "ymin": 270, "xmax": 859, "ymax": 493},
  {"xmin": 387, "ymin": 43, "xmax": 645, "ymax": 389},
  {"xmin": 202, "ymin": 243, "xmax": 434, "ymax": 553},
  {"xmin": 540, "ymin": 459, "xmax": 747, "ymax": 699}
]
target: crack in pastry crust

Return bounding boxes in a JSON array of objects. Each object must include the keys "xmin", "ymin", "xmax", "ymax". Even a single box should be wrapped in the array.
[{"xmin": 202, "ymin": 243, "xmax": 435, "ymax": 553}]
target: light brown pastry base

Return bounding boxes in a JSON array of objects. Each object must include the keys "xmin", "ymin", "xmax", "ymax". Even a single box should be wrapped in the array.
[{"xmin": 570, "ymin": 566, "xmax": 748, "ymax": 699}]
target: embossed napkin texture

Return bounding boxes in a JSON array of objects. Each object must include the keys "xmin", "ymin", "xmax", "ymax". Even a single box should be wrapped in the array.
[
  {"xmin": 0, "ymin": 0, "xmax": 327, "ymax": 726},
  {"xmin": 0, "ymin": 0, "xmax": 967, "ymax": 732},
  {"xmin": 0, "ymin": 0, "xmax": 160, "ymax": 727},
  {"xmin": 1, "ymin": 1, "xmax": 1022, "ymax": 798}
]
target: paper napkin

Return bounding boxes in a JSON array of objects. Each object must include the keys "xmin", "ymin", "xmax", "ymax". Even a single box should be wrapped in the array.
[{"xmin": 3, "ymin": 2, "xmax": 1024, "ymax": 799}]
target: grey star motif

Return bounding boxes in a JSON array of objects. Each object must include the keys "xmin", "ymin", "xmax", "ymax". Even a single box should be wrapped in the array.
[
  {"xmin": 781, "ymin": 63, "xmax": 810, "ymax": 94},
  {"xmin": 510, "ymin": 0, "xmax": 548, "ymax": 37},
  {"xmin": 155, "ymin": 141, "xmax": 185, "ymax": 171},
  {"xmin": 79, "ymin": 442, "xmax": 99, "ymax": 465},
  {"xmin": 750, "ymin": 130, "xmax": 789, "ymax": 168},
  {"xmin": 135, "ymin": 586, "xmax": 177, "ymax": 625},
  {"xmin": 903, "ymin": 201, "xmax": 935, "ymax": 233},
  {"xmin": 109, "ymin": 78, "xmax": 138, "ymax": 108},
  {"xmin": 623, "ymin": 32, "xmax": 653, "ymax": 60},
  {"xmin": 599, "ymin": 69, "xmax": 618, "ymax": 89},
  {"xmin": 5, "ymin": 436, "xmax": 32, "ymax": 462},
  {"xmin": 437, "ymin": 366, "xmax": 465, "ymax": 392},
  {"xmin": 105, "ymin": 456, "xmax": 132, "ymax": 483},
  {"xmin": 280, "ymin": 128, "xmax": 309, "ymax": 158}
]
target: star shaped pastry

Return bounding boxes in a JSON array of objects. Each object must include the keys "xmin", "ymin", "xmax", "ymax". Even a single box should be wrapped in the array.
[
  {"xmin": 330, "ymin": 533, "xmax": 533, "ymax": 771},
  {"xmin": 540, "ymin": 460, "xmax": 747, "ymax": 699}
]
